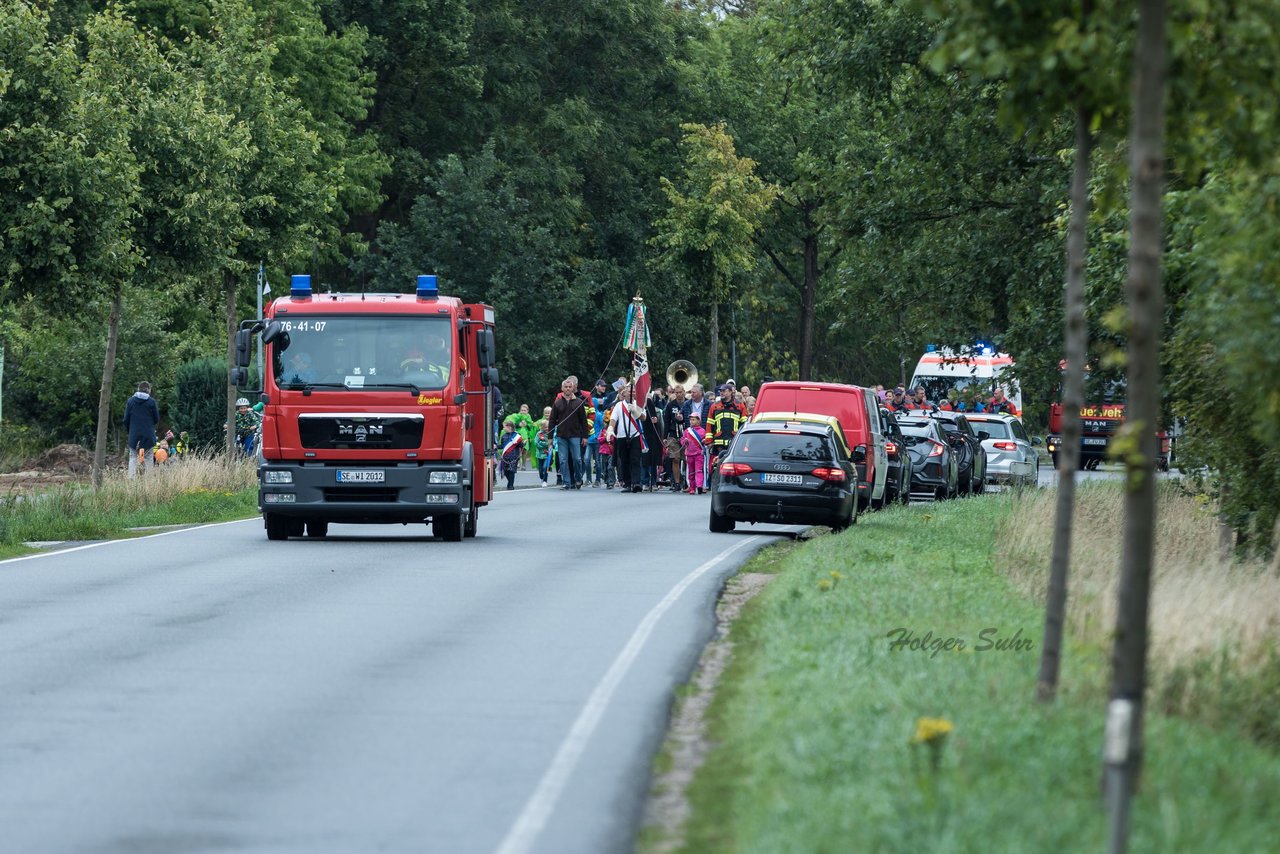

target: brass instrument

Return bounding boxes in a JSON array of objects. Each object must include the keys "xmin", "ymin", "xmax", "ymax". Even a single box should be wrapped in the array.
[{"xmin": 666, "ymin": 359, "xmax": 698, "ymax": 392}]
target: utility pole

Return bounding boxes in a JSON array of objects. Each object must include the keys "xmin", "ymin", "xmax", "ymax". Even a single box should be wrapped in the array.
[{"xmin": 257, "ymin": 262, "xmax": 268, "ymax": 388}]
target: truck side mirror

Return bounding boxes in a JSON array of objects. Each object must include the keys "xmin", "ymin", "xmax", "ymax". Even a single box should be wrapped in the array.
[
  {"xmin": 853, "ymin": 444, "xmax": 866, "ymax": 463},
  {"xmin": 482, "ymin": 366, "xmax": 500, "ymax": 387},
  {"xmin": 234, "ymin": 329, "xmax": 253, "ymax": 368},
  {"xmin": 230, "ymin": 367, "xmax": 248, "ymax": 386},
  {"xmin": 477, "ymin": 329, "xmax": 496, "ymax": 369},
  {"xmin": 261, "ymin": 321, "xmax": 289, "ymax": 350}
]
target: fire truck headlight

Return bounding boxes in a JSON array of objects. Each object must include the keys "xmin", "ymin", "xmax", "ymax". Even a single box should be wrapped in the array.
[
  {"xmin": 264, "ymin": 470, "xmax": 293, "ymax": 484},
  {"xmin": 429, "ymin": 471, "xmax": 459, "ymax": 484}
]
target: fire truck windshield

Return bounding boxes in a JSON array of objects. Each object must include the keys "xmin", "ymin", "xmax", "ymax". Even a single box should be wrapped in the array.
[{"xmin": 272, "ymin": 315, "xmax": 454, "ymax": 391}]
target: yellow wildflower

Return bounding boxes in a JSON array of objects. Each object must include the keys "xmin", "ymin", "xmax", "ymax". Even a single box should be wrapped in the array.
[{"xmin": 913, "ymin": 717, "xmax": 954, "ymax": 744}]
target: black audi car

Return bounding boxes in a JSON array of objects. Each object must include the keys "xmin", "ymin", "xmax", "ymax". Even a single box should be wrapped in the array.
[
  {"xmin": 709, "ymin": 419, "xmax": 857, "ymax": 533},
  {"xmin": 896, "ymin": 417, "xmax": 960, "ymax": 499}
]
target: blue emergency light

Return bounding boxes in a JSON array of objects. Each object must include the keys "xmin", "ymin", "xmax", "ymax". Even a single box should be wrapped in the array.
[
  {"xmin": 416, "ymin": 274, "xmax": 438, "ymax": 299},
  {"xmin": 975, "ymin": 338, "xmax": 995, "ymax": 356},
  {"xmin": 925, "ymin": 343, "xmax": 937, "ymax": 353},
  {"xmin": 291, "ymin": 274, "xmax": 312, "ymax": 298}
]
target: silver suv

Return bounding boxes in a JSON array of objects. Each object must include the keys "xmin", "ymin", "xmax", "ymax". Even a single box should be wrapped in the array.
[{"xmin": 964, "ymin": 412, "xmax": 1040, "ymax": 486}]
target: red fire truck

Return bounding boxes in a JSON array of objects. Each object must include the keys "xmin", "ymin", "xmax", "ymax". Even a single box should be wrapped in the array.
[
  {"xmin": 231, "ymin": 274, "xmax": 497, "ymax": 541},
  {"xmin": 1046, "ymin": 375, "xmax": 1170, "ymax": 471}
]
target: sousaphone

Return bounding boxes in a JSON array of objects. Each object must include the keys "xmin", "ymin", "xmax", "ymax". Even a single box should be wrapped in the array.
[{"xmin": 666, "ymin": 360, "xmax": 698, "ymax": 392}]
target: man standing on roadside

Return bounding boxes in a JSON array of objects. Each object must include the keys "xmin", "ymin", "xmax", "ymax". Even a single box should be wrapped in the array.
[
  {"xmin": 549, "ymin": 376, "xmax": 589, "ymax": 489},
  {"xmin": 123, "ymin": 381, "xmax": 160, "ymax": 478},
  {"xmin": 704, "ymin": 383, "xmax": 747, "ymax": 463}
]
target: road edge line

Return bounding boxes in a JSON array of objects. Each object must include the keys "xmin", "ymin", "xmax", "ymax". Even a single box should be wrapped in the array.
[
  {"xmin": 493, "ymin": 534, "xmax": 762, "ymax": 854},
  {"xmin": 0, "ymin": 518, "xmax": 258, "ymax": 565}
]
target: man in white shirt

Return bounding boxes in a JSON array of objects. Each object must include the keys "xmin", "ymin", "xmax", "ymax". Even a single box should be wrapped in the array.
[{"xmin": 608, "ymin": 384, "xmax": 644, "ymax": 493}]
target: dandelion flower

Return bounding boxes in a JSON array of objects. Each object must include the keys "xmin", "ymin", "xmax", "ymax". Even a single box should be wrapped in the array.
[{"xmin": 913, "ymin": 717, "xmax": 954, "ymax": 744}]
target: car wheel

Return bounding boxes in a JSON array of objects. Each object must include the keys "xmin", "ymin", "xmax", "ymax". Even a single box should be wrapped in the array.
[
  {"xmin": 433, "ymin": 513, "xmax": 464, "ymax": 542},
  {"xmin": 265, "ymin": 513, "xmax": 290, "ymax": 541},
  {"xmin": 709, "ymin": 504, "xmax": 735, "ymax": 533},
  {"xmin": 305, "ymin": 520, "xmax": 328, "ymax": 538}
]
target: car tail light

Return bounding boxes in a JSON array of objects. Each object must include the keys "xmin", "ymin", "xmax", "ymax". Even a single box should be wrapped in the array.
[
  {"xmin": 885, "ymin": 441, "xmax": 898, "ymax": 456},
  {"xmin": 993, "ymin": 441, "xmax": 1018, "ymax": 451},
  {"xmin": 928, "ymin": 441, "xmax": 946, "ymax": 457},
  {"xmin": 719, "ymin": 462, "xmax": 753, "ymax": 477},
  {"xmin": 811, "ymin": 467, "xmax": 847, "ymax": 482}
]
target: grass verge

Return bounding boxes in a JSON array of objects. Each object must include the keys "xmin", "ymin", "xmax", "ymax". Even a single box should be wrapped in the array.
[
  {"xmin": 656, "ymin": 495, "xmax": 1280, "ymax": 853},
  {"xmin": 0, "ymin": 452, "xmax": 258, "ymax": 560}
]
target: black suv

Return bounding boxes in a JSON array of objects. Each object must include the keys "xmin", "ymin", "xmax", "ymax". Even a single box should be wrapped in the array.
[
  {"xmin": 879, "ymin": 408, "xmax": 911, "ymax": 506},
  {"xmin": 710, "ymin": 420, "xmax": 857, "ymax": 533},
  {"xmin": 919, "ymin": 409, "xmax": 988, "ymax": 495}
]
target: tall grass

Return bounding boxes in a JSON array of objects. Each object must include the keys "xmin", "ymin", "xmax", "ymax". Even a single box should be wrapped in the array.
[
  {"xmin": 996, "ymin": 479, "xmax": 1280, "ymax": 745},
  {"xmin": 0, "ymin": 450, "xmax": 258, "ymax": 546}
]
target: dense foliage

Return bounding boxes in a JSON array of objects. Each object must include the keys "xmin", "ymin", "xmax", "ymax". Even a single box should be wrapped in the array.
[{"xmin": 1, "ymin": 0, "xmax": 1276, "ymax": 550}]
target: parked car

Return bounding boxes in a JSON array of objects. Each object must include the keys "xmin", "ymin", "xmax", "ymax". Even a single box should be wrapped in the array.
[
  {"xmin": 896, "ymin": 418, "xmax": 959, "ymax": 499},
  {"xmin": 922, "ymin": 409, "xmax": 987, "ymax": 495},
  {"xmin": 753, "ymin": 381, "xmax": 887, "ymax": 511},
  {"xmin": 963, "ymin": 412, "xmax": 1040, "ymax": 486},
  {"xmin": 879, "ymin": 408, "xmax": 911, "ymax": 506},
  {"xmin": 709, "ymin": 418, "xmax": 857, "ymax": 533}
]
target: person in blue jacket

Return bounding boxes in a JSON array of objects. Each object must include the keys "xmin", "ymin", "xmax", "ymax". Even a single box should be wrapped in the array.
[{"xmin": 123, "ymin": 381, "xmax": 160, "ymax": 477}]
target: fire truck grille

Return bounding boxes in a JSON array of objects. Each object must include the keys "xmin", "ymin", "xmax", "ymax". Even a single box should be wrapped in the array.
[
  {"xmin": 322, "ymin": 487, "xmax": 400, "ymax": 503},
  {"xmin": 298, "ymin": 414, "xmax": 425, "ymax": 450}
]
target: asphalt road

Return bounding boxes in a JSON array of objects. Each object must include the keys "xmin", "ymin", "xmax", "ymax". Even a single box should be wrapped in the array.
[{"xmin": 0, "ymin": 478, "xmax": 798, "ymax": 854}]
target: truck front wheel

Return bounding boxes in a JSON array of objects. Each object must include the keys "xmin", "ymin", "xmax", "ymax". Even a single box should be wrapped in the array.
[
  {"xmin": 434, "ymin": 513, "xmax": 464, "ymax": 542},
  {"xmin": 265, "ymin": 514, "xmax": 291, "ymax": 541},
  {"xmin": 464, "ymin": 502, "xmax": 478, "ymax": 538},
  {"xmin": 306, "ymin": 520, "xmax": 328, "ymax": 538}
]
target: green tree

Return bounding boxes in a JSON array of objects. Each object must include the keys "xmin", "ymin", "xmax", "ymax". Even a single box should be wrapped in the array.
[{"xmin": 651, "ymin": 122, "xmax": 778, "ymax": 388}]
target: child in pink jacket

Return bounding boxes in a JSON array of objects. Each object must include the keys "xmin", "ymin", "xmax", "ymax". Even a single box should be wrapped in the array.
[{"xmin": 680, "ymin": 414, "xmax": 708, "ymax": 494}]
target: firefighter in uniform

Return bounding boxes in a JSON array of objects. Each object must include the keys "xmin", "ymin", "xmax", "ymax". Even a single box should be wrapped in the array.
[{"xmin": 704, "ymin": 383, "xmax": 748, "ymax": 466}]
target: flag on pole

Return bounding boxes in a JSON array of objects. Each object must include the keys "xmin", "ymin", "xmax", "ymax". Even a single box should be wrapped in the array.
[
  {"xmin": 623, "ymin": 296, "xmax": 651, "ymax": 404},
  {"xmin": 259, "ymin": 261, "xmax": 270, "ymax": 296}
]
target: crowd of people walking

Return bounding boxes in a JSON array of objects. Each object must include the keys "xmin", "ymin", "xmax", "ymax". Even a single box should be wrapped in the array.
[{"xmin": 498, "ymin": 375, "xmax": 758, "ymax": 494}]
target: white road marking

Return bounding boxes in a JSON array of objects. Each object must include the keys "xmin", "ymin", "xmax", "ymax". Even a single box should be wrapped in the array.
[
  {"xmin": 493, "ymin": 534, "xmax": 762, "ymax": 854},
  {"xmin": 0, "ymin": 518, "xmax": 256, "ymax": 564}
]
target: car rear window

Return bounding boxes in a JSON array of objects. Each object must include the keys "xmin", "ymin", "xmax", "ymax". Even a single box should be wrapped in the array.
[
  {"xmin": 974, "ymin": 421, "xmax": 1012, "ymax": 439},
  {"xmin": 734, "ymin": 431, "xmax": 834, "ymax": 462}
]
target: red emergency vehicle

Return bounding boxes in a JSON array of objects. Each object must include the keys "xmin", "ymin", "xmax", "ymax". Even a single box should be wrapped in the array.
[
  {"xmin": 231, "ymin": 274, "xmax": 497, "ymax": 541},
  {"xmin": 1046, "ymin": 372, "xmax": 1170, "ymax": 471}
]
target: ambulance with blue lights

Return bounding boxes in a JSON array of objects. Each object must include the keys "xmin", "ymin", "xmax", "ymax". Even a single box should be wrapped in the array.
[
  {"xmin": 908, "ymin": 344, "xmax": 1021, "ymax": 414},
  {"xmin": 231, "ymin": 274, "xmax": 498, "ymax": 541}
]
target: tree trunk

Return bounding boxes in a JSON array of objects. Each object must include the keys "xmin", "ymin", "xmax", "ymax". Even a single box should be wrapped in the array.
[
  {"xmin": 1105, "ymin": 1, "xmax": 1167, "ymax": 850},
  {"xmin": 91, "ymin": 288, "xmax": 123, "ymax": 488},
  {"xmin": 225, "ymin": 272, "xmax": 239, "ymax": 456},
  {"xmin": 1038, "ymin": 102, "xmax": 1093, "ymax": 703},
  {"xmin": 798, "ymin": 232, "xmax": 818, "ymax": 380}
]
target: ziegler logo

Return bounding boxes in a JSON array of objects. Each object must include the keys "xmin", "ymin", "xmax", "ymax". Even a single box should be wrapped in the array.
[
  {"xmin": 1080, "ymin": 406, "xmax": 1124, "ymax": 419},
  {"xmin": 417, "ymin": 394, "xmax": 444, "ymax": 405},
  {"xmin": 337, "ymin": 421, "xmax": 383, "ymax": 443}
]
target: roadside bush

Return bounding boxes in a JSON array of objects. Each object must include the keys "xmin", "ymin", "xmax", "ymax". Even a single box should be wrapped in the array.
[{"xmin": 170, "ymin": 357, "xmax": 228, "ymax": 451}]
